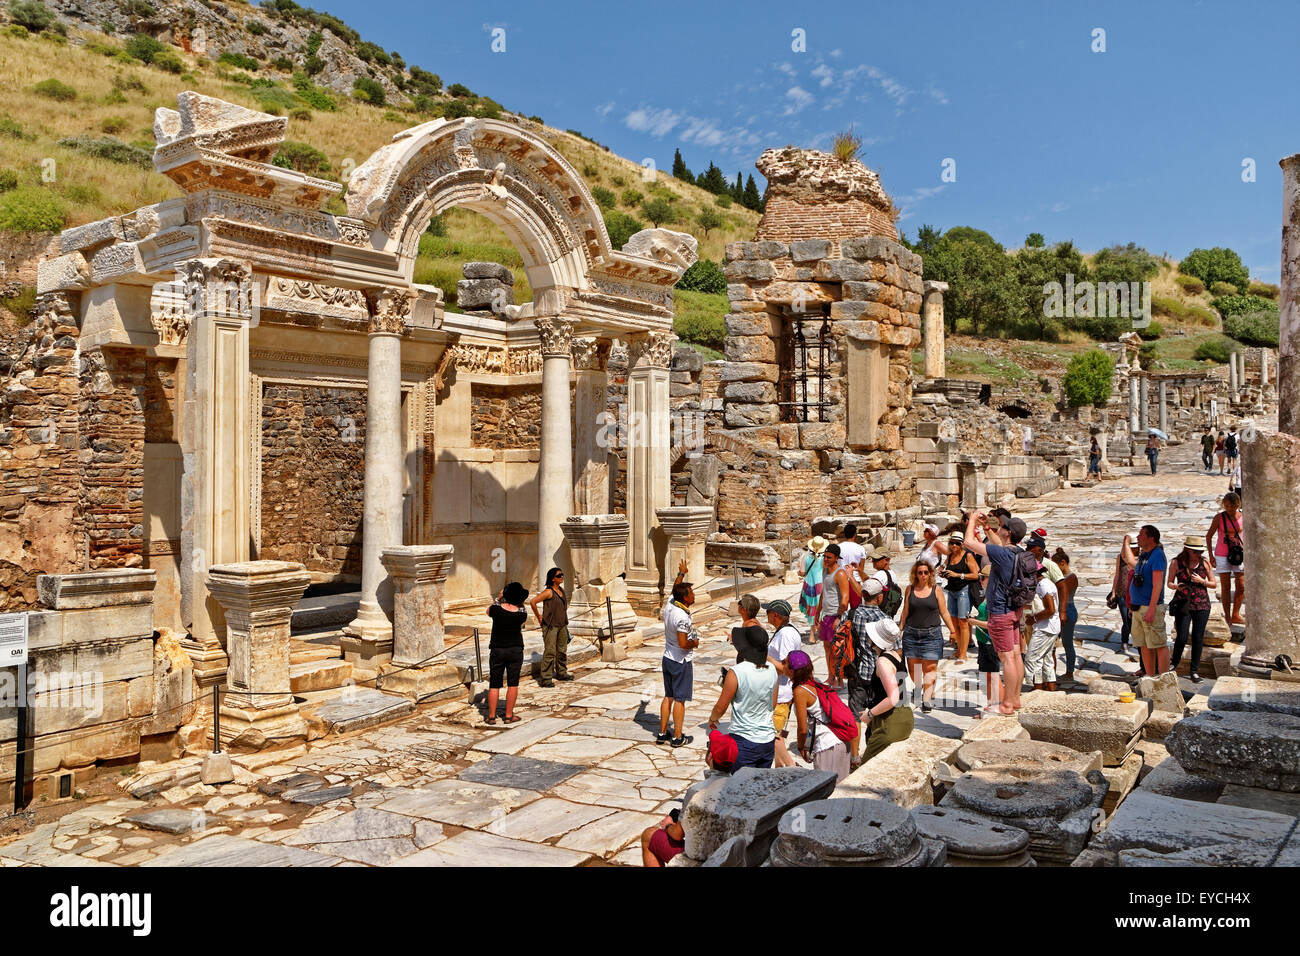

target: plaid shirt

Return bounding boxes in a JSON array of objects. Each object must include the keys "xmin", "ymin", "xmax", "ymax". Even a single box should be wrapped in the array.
[{"xmin": 850, "ymin": 603, "xmax": 886, "ymax": 682}]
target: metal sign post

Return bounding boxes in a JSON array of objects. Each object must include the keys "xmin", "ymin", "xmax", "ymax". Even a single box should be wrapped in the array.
[{"xmin": 1, "ymin": 612, "xmax": 30, "ymax": 815}]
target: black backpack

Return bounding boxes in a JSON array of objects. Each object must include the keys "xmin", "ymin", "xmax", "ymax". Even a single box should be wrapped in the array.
[
  {"xmin": 1006, "ymin": 547, "xmax": 1039, "ymax": 611},
  {"xmin": 880, "ymin": 571, "xmax": 904, "ymax": 618},
  {"xmin": 1225, "ymin": 433, "xmax": 1238, "ymax": 456}
]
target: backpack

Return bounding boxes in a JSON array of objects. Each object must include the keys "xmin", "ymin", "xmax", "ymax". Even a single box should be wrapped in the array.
[
  {"xmin": 1225, "ymin": 433, "xmax": 1238, "ymax": 456},
  {"xmin": 1006, "ymin": 547, "xmax": 1039, "ymax": 610},
  {"xmin": 880, "ymin": 571, "xmax": 904, "ymax": 618},
  {"xmin": 808, "ymin": 680, "xmax": 858, "ymax": 743},
  {"xmin": 1220, "ymin": 512, "xmax": 1244, "ymax": 566}
]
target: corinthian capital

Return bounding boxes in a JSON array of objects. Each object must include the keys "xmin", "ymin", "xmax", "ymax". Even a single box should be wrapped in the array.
[
  {"xmin": 626, "ymin": 330, "xmax": 675, "ymax": 370},
  {"xmin": 571, "ymin": 336, "xmax": 611, "ymax": 371},
  {"xmin": 180, "ymin": 257, "xmax": 255, "ymax": 322},
  {"xmin": 366, "ymin": 286, "xmax": 413, "ymax": 335},
  {"xmin": 536, "ymin": 316, "xmax": 575, "ymax": 357}
]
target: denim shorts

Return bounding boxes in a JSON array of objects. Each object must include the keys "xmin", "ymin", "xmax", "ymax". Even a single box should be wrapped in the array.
[
  {"xmin": 945, "ymin": 586, "xmax": 971, "ymax": 620},
  {"xmin": 902, "ymin": 625, "xmax": 944, "ymax": 661},
  {"xmin": 734, "ymin": 735, "xmax": 775, "ymax": 770},
  {"xmin": 661, "ymin": 658, "xmax": 693, "ymax": 701}
]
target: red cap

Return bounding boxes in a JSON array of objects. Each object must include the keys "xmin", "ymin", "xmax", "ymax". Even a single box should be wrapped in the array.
[
  {"xmin": 1034, "ymin": 528, "xmax": 1047, "ymax": 538},
  {"xmin": 708, "ymin": 730, "xmax": 738, "ymax": 769}
]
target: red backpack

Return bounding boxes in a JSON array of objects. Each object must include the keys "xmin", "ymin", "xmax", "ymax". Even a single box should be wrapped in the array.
[{"xmin": 808, "ymin": 680, "xmax": 858, "ymax": 743}]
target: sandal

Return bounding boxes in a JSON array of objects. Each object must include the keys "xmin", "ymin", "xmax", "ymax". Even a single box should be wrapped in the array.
[
  {"xmin": 503, "ymin": 714, "xmax": 521, "ymax": 724},
  {"xmin": 485, "ymin": 715, "xmax": 497, "ymax": 725}
]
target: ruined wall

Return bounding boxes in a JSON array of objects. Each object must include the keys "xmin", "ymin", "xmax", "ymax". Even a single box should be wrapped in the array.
[
  {"xmin": 79, "ymin": 348, "xmax": 146, "ymax": 570},
  {"xmin": 258, "ymin": 384, "xmax": 366, "ymax": 580},
  {"xmin": 471, "ymin": 382, "xmax": 542, "ymax": 448},
  {"xmin": 753, "ymin": 146, "xmax": 898, "ymax": 243},
  {"xmin": 0, "ymin": 292, "xmax": 83, "ymax": 610}
]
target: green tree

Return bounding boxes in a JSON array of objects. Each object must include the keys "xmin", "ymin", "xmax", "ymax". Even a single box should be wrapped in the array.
[
  {"xmin": 591, "ymin": 186, "xmax": 616, "ymax": 209},
  {"xmin": 1091, "ymin": 242, "xmax": 1159, "ymax": 284},
  {"xmin": 1062, "ymin": 350, "xmax": 1115, "ymax": 407},
  {"xmin": 124, "ymin": 32, "xmax": 162, "ymax": 63},
  {"xmin": 603, "ymin": 210, "xmax": 645, "ymax": 249},
  {"xmin": 1024, "ymin": 232, "xmax": 1045, "ymax": 248},
  {"xmin": 696, "ymin": 161, "xmax": 728, "ymax": 194},
  {"xmin": 352, "ymin": 76, "xmax": 385, "ymax": 106},
  {"xmin": 1013, "ymin": 241, "xmax": 1084, "ymax": 340},
  {"xmin": 695, "ymin": 206, "xmax": 723, "ymax": 238},
  {"xmin": 676, "ymin": 259, "xmax": 726, "ymax": 294},
  {"xmin": 912, "ymin": 224, "xmax": 942, "ymax": 256},
  {"xmin": 671, "ymin": 148, "xmax": 693, "ymax": 184},
  {"xmin": 8, "ymin": 1, "xmax": 54, "ymax": 32},
  {"xmin": 742, "ymin": 174, "xmax": 762, "ymax": 211},
  {"xmin": 1179, "ymin": 247, "xmax": 1249, "ymax": 291},
  {"xmin": 923, "ymin": 234, "xmax": 1018, "ymax": 336},
  {"xmin": 640, "ymin": 197, "xmax": 674, "ymax": 227},
  {"xmin": 731, "ymin": 171, "xmax": 743, "ymax": 202}
]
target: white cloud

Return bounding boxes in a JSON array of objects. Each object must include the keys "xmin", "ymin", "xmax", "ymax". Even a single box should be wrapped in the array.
[
  {"xmin": 784, "ymin": 86, "xmax": 815, "ymax": 115},
  {"xmin": 892, "ymin": 184, "xmax": 949, "ymax": 221},
  {"xmin": 624, "ymin": 107, "xmax": 682, "ymax": 138},
  {"xmin": 595, "ymin": 101, "xmax": 615, "ymax": 118},
  {"xmin": 777, "ymin": 61, "xmax": 798, "ymax": 78},
  {"xmin": 622, "ymin": 103, "xmax": 764, "ymax": 157},
  {"xmin": 811, "ymin": 64, "xmax": 835, "ymax": 88}
]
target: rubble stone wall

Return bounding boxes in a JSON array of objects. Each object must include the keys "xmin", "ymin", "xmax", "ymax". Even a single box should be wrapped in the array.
[
  {"xmin": 79, "ymin": 348, "xmax": 147, "ymax": 571},
  {"xmin": 471, "ymin": 383, "xmax": 542, "ymax": 449}
]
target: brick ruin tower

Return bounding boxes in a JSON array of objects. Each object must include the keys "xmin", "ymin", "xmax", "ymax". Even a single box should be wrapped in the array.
[{"xmin": 706, "ymin": 147, "xmax": 923, "ymax": 557}]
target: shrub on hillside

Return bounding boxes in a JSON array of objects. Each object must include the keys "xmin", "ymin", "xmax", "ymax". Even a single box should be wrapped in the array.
[
  {"xmin": 1174, "ymin": 274, "xmax": 1205, "ymax": 295},
  {"xmin": 8, "ymin": 1, "xmax": 55, "ymax": 33},
  {"xmin": 0, "ymin": 115, "xmax": 28, "ymax": 139},
  {"xmin": 103, "ymin": 88, "xmax": 128, "ymax": 105},
  {"xmin": 472, "ymin": 102, "xmax": 501, "ymax": 120},
  {"xmin": 0, "ymin": 185, "xmax": 66, "ymax": 232},
  {"xmin": 1062, "ymin": 350, "xmax": 1115, "ymax": 407},
  {"xmin": 5, "ymin": 24, "xmax": 28, "ymax": 38},
  {"xmin": 1209, "ymin": 281, "xmax": 1238, "ymax": 297},
  {"xmin": 1179, "ymin": 246, "xmax": 1249, "ymax": 291},
  {"xmin": 289, "ymin": 107, "xmax": 311, "ymax": 121},
  {"xmin": 621, "ymin": 189, "xmax": 643, "ymax": 207},
  {"xmin": 124, "ymin": 33, "xmax": 162, "ymax": 64},
  {"xmin": 1223, "ymin": 311, "xmax": 1280, "ymax": 347},
  {"xmin": 218, "ymin": 51, "xmax": 259, "ymax": 71},
  {"xmin": 640, "ymin": 197, "xmax": 675, "ymax": 227},
  {"xmin": 113, "ymin": 73, "xmax": 147, "ymax": 94},
  {"xmin": 1212, "ymin": 293, "xmax": 1277, "ymax": 317},
  {"xmin": 152, "ymin": 50, "xmax": 183, "ymax": 73},
  {"xmin": 1143, "ymin": 320, "xmax": 1163, "ymax": 339},
  {"xmin": 252, "ymin": 81, "xmax": 300, "ymax": 114},
  {"xmin": 714, "ymin": 193, "xmax": 732, "ymax": 208},
  {"xmin": 99, "ymin": 116, "xmax": 129, "ymax": 134},
  {"xmin": 1194, "ymin": 339, "xmax": 1231, "ymax": 363},
  {"xmin": 271, "ymin": 56, "xmax": 294, "ymax": 72},
  {"xmin": 246, "ymin": 18, "xmax": 269, "ymax": 35},
  {"xmin": 603, "ymin": 210, "xmax": 644, "ymax": 249},
  {"xmin": 0, "ymin": 170, "xmax": 18, "ymax": 192},
  {"xmin": 32, "ymin": 78, "xmax": 76, "ymax": 101},
  {"xmin": 1152, "ymin": 296, "xmax": 1216, "ymax": 326},
  {"xmin": 272, "ymin": 140, "xmax": 331, "ymax": 176},
  {"xmin": 676, "ymin": 259, "xmax": 726, "ymax": 295},
  {"xmin": 352, "ymin": 76, "xmax": 385, "ymax": 106},
  {"xmin": 674, "ymin": 295, "xmax": 727, "ymax": 351},
  {"xmin": 1247, "ymin": 281, "xmax": 1279, "ymax": 299},
  {"xmin": 292, "ymin": 73, "xmax": 337, "ymax": 110},
  {"xmin": 57, "ymin": 135, "xmax": 152, "ymax": 169},
  {"xmin": 591, "ymin": 187, "xmax": 616, "ymax": 210},
  {"xmin": 442, "ymin": 100, "xmax": 470, "ymax": 119}
]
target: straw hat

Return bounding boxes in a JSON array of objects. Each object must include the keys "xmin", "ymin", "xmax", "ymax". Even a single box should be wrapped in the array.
[
  {"xmin": 807, "ymin": 535, "xmax": 828, "ymax": 554},
  {"xmin": 1183, "ymin": 535, "xmax": 1207, "ymax": 551}
]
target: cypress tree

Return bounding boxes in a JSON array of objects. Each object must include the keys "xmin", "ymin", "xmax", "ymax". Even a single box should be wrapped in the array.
[
  {"xmin": 671, "ymin": 148, "xmax": 694, "ymax": 184},
  {"xmin": 743, "ymin": 174, "xmax": 762, "ymax": 211}
]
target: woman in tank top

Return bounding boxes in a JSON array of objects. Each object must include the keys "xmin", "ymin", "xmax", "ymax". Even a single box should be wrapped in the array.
[
  {"xmin": 788, "ymin": 651, "xmax": 850, "ymax": 782},
  {"xmin": 898, "ymin": 560, "xmax": 956, "ymax": 713},
  {"xmin": 861, "ymin": 628, "xmax": 914, "ymax": 763}
]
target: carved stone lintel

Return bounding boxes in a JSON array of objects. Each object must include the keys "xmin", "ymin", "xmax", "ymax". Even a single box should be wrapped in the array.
[
  {"xmin": 627, "ymin": 330, "xmax": 675, "ymax": 370},
  {"xmin": 265, "ymin": 276, "xmax": 369, "ymax": 321},
  {"xmin": 536, "ymin": 316, "xmax": 575, "ymax": 358},
  {"xmin": 366, "ymin": 286, "xmax": 413, "ymax": 336},
  {"xmin": 571, "ymin": 336, "xmax": 612, "ymax": 372}
]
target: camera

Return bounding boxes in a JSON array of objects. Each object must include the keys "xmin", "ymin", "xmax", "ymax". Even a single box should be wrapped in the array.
[
  {"xmin": 1132, "ymin": 573, "xmax": 1145, "ymax": 589},
  {"xmin": 718, "ymin": 665, "xmax": 731, "ymax": 688}
]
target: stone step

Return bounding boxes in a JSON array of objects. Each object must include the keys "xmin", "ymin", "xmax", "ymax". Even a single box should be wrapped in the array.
[
  {"xmin": 290, "ymin": 659, "xmax": 353, "ymax": 693},
  {"xmin": 290, "ymin": 639, "xmax": 343, "ymax": 667}
]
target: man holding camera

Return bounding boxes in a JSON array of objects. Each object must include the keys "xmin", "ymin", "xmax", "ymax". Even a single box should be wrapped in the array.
[{"xmin": 1121, "ymin": 525, "xmax": 1169, "ymax": 676}]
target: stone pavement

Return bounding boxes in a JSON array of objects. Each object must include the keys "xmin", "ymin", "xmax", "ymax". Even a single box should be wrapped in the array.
[{"xmin": 0, "ymin": 437, "xmax": 1246, "ymax": 867}]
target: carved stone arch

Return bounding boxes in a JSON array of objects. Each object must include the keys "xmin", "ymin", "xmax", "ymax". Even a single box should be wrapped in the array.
[{"xmin": 345, "ymin": 118, "xmax": 613, "ymax": 296}]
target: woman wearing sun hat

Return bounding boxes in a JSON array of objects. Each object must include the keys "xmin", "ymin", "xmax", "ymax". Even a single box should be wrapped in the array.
[
  {"xmin": 1168, "ymin": 534, "xmax": 1215, "ymax": 682},
  {"xmin": 799, "ymin": 535, "xmax": 828, "ymax": 636},
  {"xmin": 859, "ymin": 619, "xmax": 912, "ymax": 762}
]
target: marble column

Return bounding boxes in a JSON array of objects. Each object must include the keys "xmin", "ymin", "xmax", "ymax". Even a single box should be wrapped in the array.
[
  {"xmin": 1096, "ymin": 413, "xmax": 1111, "ymax": 471},
  {"xmin": 624, "ymin": 330, "xmax": 675, "ymax": 608},
  {"xmin": 376, "ymin": 545, "xmax": 461, "ymax": 700},
  {"xmin": 1158, "ymin": 380, "xmax": 1168, "ymax": 434},
  {"xmin": 178, "ymin": 258, "xmax": 255, "ymax": 688},
  {"xmin": 656, "ymin": 506, "xmax": 713, "ymax": 584},
  {"xmin": 207, "ymin": 561, "xmax": 310, "ymax": 749},
  {"xmin": 1128, "ymin": 375, "xmax": 1140, "ymax": 432},
  {"xmin": 572, "ymin": 337, "xmax": 613, "ymax": 515},
  {"xmin": 344, "ymin": 288, "xmax": 412, "ymax": 669},
  {"xmin": 1229, "ymin": 352, "xmax": 1239, "ymax": 398},
  {"xmin": 921, "ymin": 280, "xmax": 948, "ymax": 380},
  {"xmin": 1261, "ymin": 348, "xmax": 1270, "ymax": 387},
  {"xmin": 537, "ymin": 315, "xmax": 576, "ymax": 590},
  {"xmin": 1138, "ymin": 374, "xmax": 1150, "ymax": 431}
]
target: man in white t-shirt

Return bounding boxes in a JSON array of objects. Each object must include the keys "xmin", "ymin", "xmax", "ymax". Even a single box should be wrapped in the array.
[
  {"xmin": 837, "ymin": 523, "xmax": 866, "ymax": 571},
  {"xmin": 763, "ymin": 599, "xmax": 803, "ymax": 767},
  {"xmin": 1024, "ymin": 563, "xmax": 1060, "ymax": 691},
  {"xmin": 658, "ymin": 560, "xmax": 699, "ymax": 748}
]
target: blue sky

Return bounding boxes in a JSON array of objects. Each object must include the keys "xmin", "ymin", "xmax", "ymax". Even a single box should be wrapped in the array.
[{"xmin": 320, "ymin": 0, "xmax": 1299, "ymax": 279}]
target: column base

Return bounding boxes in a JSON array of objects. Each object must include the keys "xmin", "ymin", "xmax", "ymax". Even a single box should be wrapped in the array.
[
  {"xmin": 339, "ymin": 633, "xmax": 393, "ymax": 672},
  {"xmin": 181, "ymin": 638, "xmax": 228, "ymax": 689},
  {"xmin": 218, "ymin": 701, "xmax": 307, "ymax": 752},
  {"xmin": 375, "ymin": 660, "xmax": 464, "ymax": 702}
]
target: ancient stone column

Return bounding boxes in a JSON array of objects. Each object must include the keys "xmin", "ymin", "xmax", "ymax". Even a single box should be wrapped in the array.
[
  {"xmin": 624, "ymin": 331, "xmax": 675, "ymax": 608},
  {"xmin": 1138, "ymin": 374, "xmax": 1150, "ymax": 431},
  {"xmin": 560, "ymin": 515, "xmax": 638, "ymax": 658},
  {"xmin": 656, "ymin": 506, "xmax": 713, "ymax": 582},
  {"xmin": 344, "ymin": 288, "xmax": 411, "ymax": 668},
  {"xmin": 921, "ymin": 280, "xmax": 948, "ymax": 380},
  {"xmin": 537, "ymin": 315, "xmax": 576, "ymax": 589},
  {"xmin": 1096, "ymin": 414, "xmax": 1110, "ymax": 472},
  {"xmin": 178, "ymin": 258, "xmax": 255, "ymax": 688},
  {"xmin": 1282, "ymin": 154, "xmax": 1300, "ymax": 434},
  {"xmin": 1229, "ymin": 352, "xmax": 1239, "ymax": 397},
  {"xmin": 572, "ymin": 337, "xmax": 613, "ymax": 515},
  {"xmin": 1128, "ymin": 375, "xmax": 1140, "ymax": 433},
  {"xmin": 1261, "ymin": 348, "xmax": 1270, "ymax": 388},
  {"xmin": 376, "ymin": 545, "xmax": 461, "ymax": 700},
  {"xmin": 207, "ymin": 561, "xmax": 310, "ymax": 749},
  {"xmin": 1158, "ymin": 380, "xmax": 1168, "ymax": 434}
]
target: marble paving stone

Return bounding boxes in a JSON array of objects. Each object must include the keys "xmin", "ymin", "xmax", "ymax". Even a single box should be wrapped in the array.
[
  {"xmin": 520, "ymin": 735, "xmax": 635, "ymax": 765},
  {"xmin": 485, "ymin": 797, "xmax": 615, "ymax": 842},
  {"xmin": 471, "ymin": 717, "xmax": 578, "ymax": 755},
  {"xmin": 282, "ymin": 808, "xmax": 416, "ymax": 846},
  {"xmin": 610, "ymin": 845, "xmax": 645, "ymax": 866},
  {"xmin": 566, "ymin": 717, "xmax": 662, "ymax": 741},
  {"xmin": 378, "ymin": 780, "xmax": 540, "ymax": 828},
  {"xmin": 306, "ymin": 689, "xmax": 416, "ymax": 734},
  {"xmin": 392, "ymin": 829, "xmax": 590, "ymax": 867},
  {"xmin": 142, "ymin": 835, "xmax": 341, "ymax": 867},
  {"xmin": 557, "ymin": 809, "xmax": 662, "ymax": 855},
  {"xmin": 458, "ymin": 754, "xmax": 585, "ymax": 791},
  {"xmin": 306, "ymin": 836, "xmax": 421, "ymax": 866},
  {"xmin": 284, "ymin": 786, "xmax": 354, "ymax": 806},
  {"xmin": 122, "ymin": 809, "xmax": 206, "ymax": 835},
  {"xmin": 574, "ymin": 670, "xmax": 626, "ymax": 685},
  {"xmin": 552, "ymin": 771, "xmax": 663, "ymax": 812},
  {"xmin": 572, "ymin": 692, "xmax": 653, "ymax": 710}
]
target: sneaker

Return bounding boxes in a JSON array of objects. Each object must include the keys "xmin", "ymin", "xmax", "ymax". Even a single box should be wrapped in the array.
[
  {"xmin": 670, "ymin": 734, "xmax": 694, "ymax": 748},
  {"xmin": 921, "ymin": 700, "xmax": 934, "ymax": 713},
  {"xmin": 555, "ymin": 673, "xmax": 575, "ymax": 682},
  {"xmin": 537, "ymin": 679, "xmax": 555, "ymax": 688},
  {"xmin": 655, "ymin": 731, "xmax": 672, "ymax": 745},
  {"xmin": 1189, "ymin": 673, "xmax": 1204, "ymax": 684}
]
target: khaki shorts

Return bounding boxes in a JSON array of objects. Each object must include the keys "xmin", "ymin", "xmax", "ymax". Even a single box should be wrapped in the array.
[
  {"xmin": 1131, "ymin": 604, "xmax": 1168, "ymax": 649},
  {"xmin": 773, "ymin": 702, "xmax": 791, "ymax": 734}
]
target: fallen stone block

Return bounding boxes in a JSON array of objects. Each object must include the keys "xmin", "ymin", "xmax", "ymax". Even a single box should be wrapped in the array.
[
  {"xmin": 1167, "ymin": 710, "xmax": 1300, "ymax": 792},
  {"xmin": 200, "ymin": 752, "xmax": 234, "ymax": 786},
  {"xmin": 959, "ymin": 715, "xmax": 1028, "ymax": 743},
  {"xmin": 1139, "ymin": 756, "xmax": 1224, "ymax": 803},
  {"xmin": 1138, "ymin": 671, "xmax": 1185, "ymax": 714},
  {"xmin": 1099, "ymin": 752, "xmax": 1143, "ymax": 815},
  {"xmin": 681, "ymin": 766, "xmax": 837, "ymax": 865},
  {"xmin": 836, "ymin": 730, "xmax": 962, "ymax": 808},
  {"xmin": 1016, "ymin": 690, "xmax": 1148, "ymax": 766},
  {"xmin": 910, "ymin": 805, "xmax": 1034, "ymax": 867},
  {"xmin": 1141, "ymin": 710, "xmax": 1181, "ymax": 740},
  {"xmin": 1078, "ymin": 790, "xmax": 1295, "ymax": 866},
  {"xmin": 1208, "ymin": 675, "xmax": 1300, "ymax": 717},
  {"xmin": 1216, "ymin": 784, "xmax": 1300, "ymax": 817},
  {"xmin": 954, "ymin": 739, "xmax": 1101, "ymax": 776},
  {"xmin": 701, "ymin": 835, "xmax": 749, "ymax": 867},
  {"xmin": 769, "ymin": 798, "xmax": 944, "ymax": 867},
  {"xmin": 1086, "ymin": 677, "xmax": 1133, "ymax": 697},
  {"xmin": 942, "ymin": 766, "xmax": 1108, "ymax": 865}
]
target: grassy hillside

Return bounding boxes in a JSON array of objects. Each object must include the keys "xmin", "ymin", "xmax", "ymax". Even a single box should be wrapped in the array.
[{"xmin": 0, "ymin": 22, "xmax": 759, "ymax": 325}]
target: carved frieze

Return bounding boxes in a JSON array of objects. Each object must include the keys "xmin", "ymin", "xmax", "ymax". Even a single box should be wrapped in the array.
[
  {"xmin": 265, "ymin": 276, "xmax": 369, "ymax": 321},
  {"xmin": 150, "ymin": 279, "xmax": 188, "ymax": 346},
  {"xmin": 180, "ymin": 258, "xmax": 255, "ymax": 324}
]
